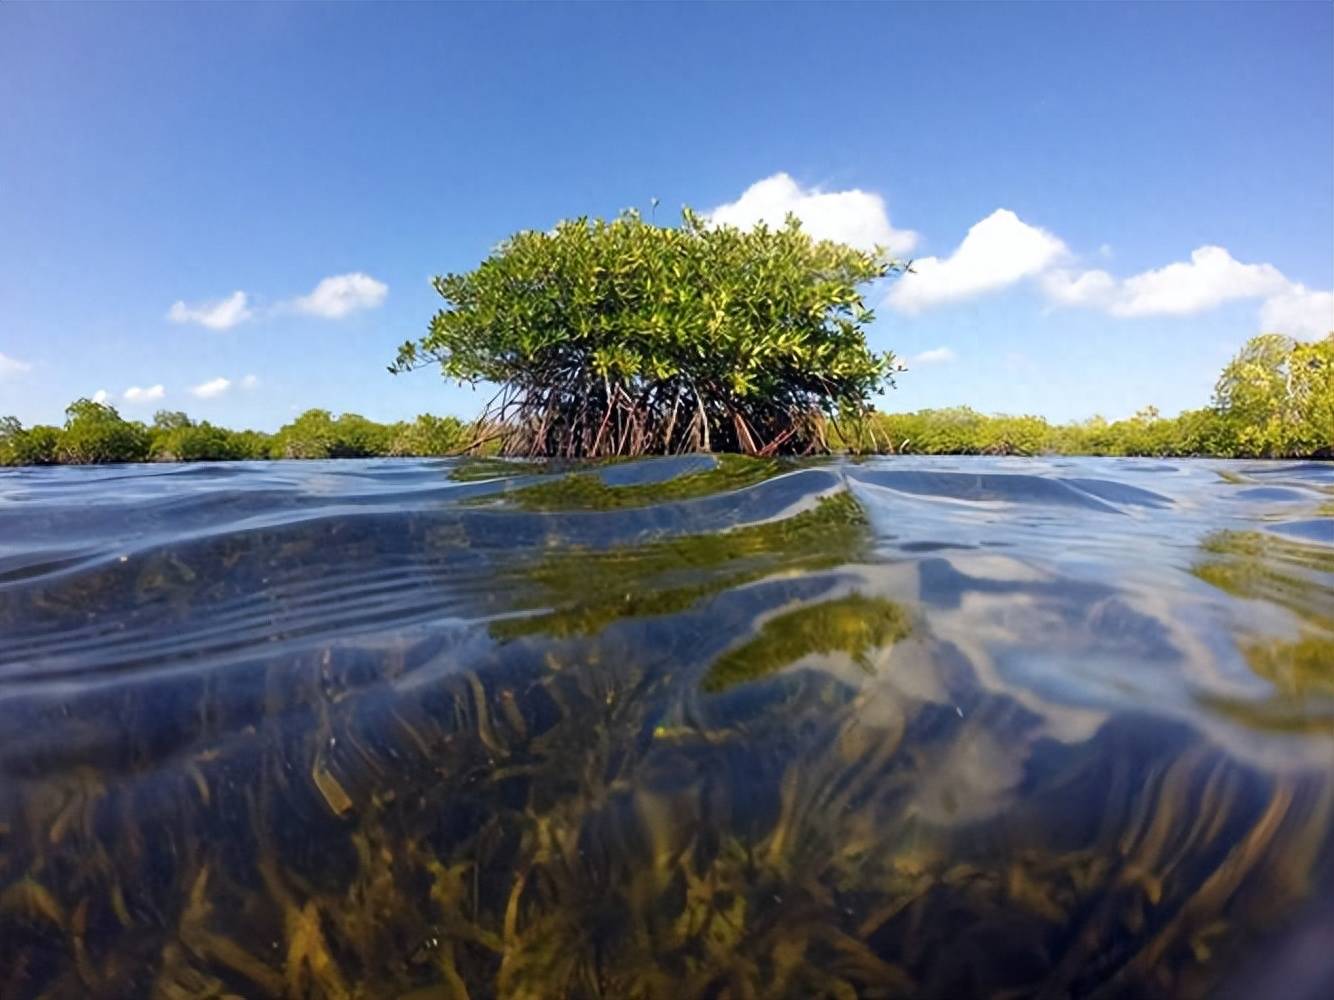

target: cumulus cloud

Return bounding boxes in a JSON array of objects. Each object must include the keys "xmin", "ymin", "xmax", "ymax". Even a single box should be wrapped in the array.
[
  {"xmin": 707, "ymin": 180, "xmax": 1326, "ymax": 336},
  {"xmin": 1257, "ymin": 284, "xmax": 1334, "ymax": 339},
  {"xmin": 1110, "ymin": 246, "xmax": 1288, "ymax": 316},
  {"xmin": 290, "ymin": 273, "xmax": 388, "ymax": 319},
  {"xmin": 92, "ymin": 389, "xmax": 108, "ymax": 404},
  {"xmin": 191, "ymin": 377, "xmax": 231, "ymax": 399},
  {"xmin": 1040, "ymin": 267, "xmax": 1118, "ymax": 309},
  {"xmin": 882, "ymin": 206, "xmax": 1331, "ymax": 339},
  {"xmin": 887, "ymin": 209, "xmax": 1067, "ymax": 314},
  {"xmin": 708, "ymin": 173, "xmax": 918, "ymax": 254},
  {"xmin": 240, "ymin": 373, "xmax": 259, "ymax": 389},
  {"xmin": 1044, "ymin": 246, "xmax": 1332, "ymax": 336},
  {"xmin": 0, "ymin": 352, "xmax": 32, "ymax": 377},
  {"xmin": 123, "ymin": 384, "xmax": 165, "ymax": 403},
  {"xmin": 167, "ymin": 290, "xmax": 253, "ymax": 331},
  {"xmin": 911, "ymin": 346, "xmax": 957, "ymax": 365}
]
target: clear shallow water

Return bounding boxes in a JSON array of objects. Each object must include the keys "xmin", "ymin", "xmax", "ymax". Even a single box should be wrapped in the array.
[{"xmin": 0, "ymin": 455, "xmax": 1331, "ymax": 998}]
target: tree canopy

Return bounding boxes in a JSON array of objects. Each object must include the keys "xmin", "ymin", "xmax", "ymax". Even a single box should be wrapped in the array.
[
  {"xmin": 391, "ymin": 208, "xmax": 906, "ymax": 457},
  {"xmin": 1211, "ymin": 333, "xmax": 1333, "ymax": 457}
]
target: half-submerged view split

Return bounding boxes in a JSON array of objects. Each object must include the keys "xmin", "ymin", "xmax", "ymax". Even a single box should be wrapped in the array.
[{"xmin": 1, "ymin": 3, "xmax": 1332, "ymax": 999}]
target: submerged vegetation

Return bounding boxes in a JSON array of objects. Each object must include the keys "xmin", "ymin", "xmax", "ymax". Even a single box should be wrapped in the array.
[
  {"xmin": 1192, "ymin": 526, "xmax": 1334, "ymax": 732},
  {"xmin": 2, "ymin": 456, "xmax": 1330, "ymax": 998},
  {"xmin": 478, "ymin": 454, "xmax": 798, "ymax": 511},
  {"xmin": 391, "ymin": 208, "xmax": 906, "ymax": 458},
  {"xmin": 493, "ymin": 488, "xmax": 869, "ymax": 641},
  {"xmin": 702, "ymin": 593, "xmax": 911, "ymax": 692}
]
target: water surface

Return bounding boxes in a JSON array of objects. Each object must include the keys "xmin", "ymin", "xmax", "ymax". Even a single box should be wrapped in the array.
[{"xmin": 1, "ymin": 455, "xmax": 1331, "ymax": 998}]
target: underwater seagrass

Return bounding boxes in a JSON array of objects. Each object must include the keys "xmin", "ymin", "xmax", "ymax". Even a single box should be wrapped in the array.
[
  {"xmin": 0, "ymin": 455, "xmax": 1331, "ymax": 999},
  {"xmin": 1191, "ymin": 526, "xmax": 1334, "ymax": 733}
]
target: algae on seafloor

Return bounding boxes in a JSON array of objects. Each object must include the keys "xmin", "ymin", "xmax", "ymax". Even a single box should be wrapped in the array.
[
  {"xmin": 1240, "ymin": 634, "xmax": 1334, "ymax": 698},
  {"xmin": 447, "ymin": 457, "xmax": 552, "ymax": 482},
  {"xmin": 491, "ymin": 488, "xmax": 868, "ymax": 640},
  {"xmin": 479, "ymin": 454, "xmax": 801, "ymax": 511},
  {"xmin": 4, "ymin": 457, "xmax": 1334, "ymax": 999},
  {"xmin": 1192, "ymin": 527, "xmax": 1334, "ymax": 731},
  {"xmin": 702, "ymin": 593, "xmax": 911, "ymax": 692},
  {"xmin": 1191, "ymin": 529, "xmax": 1334, "ymax": 631}
]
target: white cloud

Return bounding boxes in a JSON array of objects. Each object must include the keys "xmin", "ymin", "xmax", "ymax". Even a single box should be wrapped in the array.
[
  {"xmin": 887, "ymin": 209, "xmax": 1067, "ymax": 313},
  {"xmin": 1258, "ymin": 284, "xmax": 1334, "ymax": 339},
  {"xmin": 240, "ymin": 373, "xmax": 259, "ymax": 389},
  {"xmin": 912, "ymin": 346, "xmax": 957, "ymax": 365},
  {"xmin": 92, "ymin": 389, "xmax": 108, "ymax": 404},
  {"xmin": 879, "ymin": 206, "xmax": 1331, "ymax": 338},
  {"xmin": 1040, "ymin": 267, "xmax": 1118, "ymax": 309},
  {"xmin": 1043, "ymin": 246, "xmax": 1332, "ymax": 337},
  {"xmin": 0, "ymin": 352, "xmax": 32, "ymax": 377},
  {"xmin": 167, "ymin": 290, "xmax": 253, "ymax": 331},
  {"xmin": 708, "ymin": 173, "xmax": 918, "ymax": 254},
  {"xmin": 291, "ymin": 273, "xmax": 388, "ymax": 319},
  {"xmin": 1111, "ymin": 246, "xmax": 1288, "ymax": 317},
  {"xmin": 123, "ymin": 384, "xmax": 165, "ymax": 403},
  {"xmin": 191, "ymin": 377, "xmax": 231, "ymax": 399}
]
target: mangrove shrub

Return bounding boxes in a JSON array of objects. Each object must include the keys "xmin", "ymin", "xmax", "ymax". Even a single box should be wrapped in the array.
[
  {"xmin": 1, "ymin": 406, "xmax": 471, "ymax": 466},
  {"xmin": 57, "ymin": 399, "xmax": 151, "ymax": 464},
  {"xmin": 1211, "ymin": 333, "xmax": 1333, "ymax": 457},
  {"xmin": 868, "ymin": 333, "xmax": 1333, "ymax": 459},
  {"xmin": 391, "ymin": 209, "xmax": 906, "ymax": 457}
]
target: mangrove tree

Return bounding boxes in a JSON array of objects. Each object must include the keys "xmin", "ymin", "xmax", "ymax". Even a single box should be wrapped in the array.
[{"xmin": 390, "ymin": 208, "xmax": 907, "ymax": 457}]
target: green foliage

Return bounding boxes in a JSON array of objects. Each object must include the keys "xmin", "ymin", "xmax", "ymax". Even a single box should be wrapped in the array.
[
  {"xmin": 1, "ymin": 417, "xmax": 60, "ymax": 466},
  {"xmin": 226, "ymin": 429, "xmax": 275, "ymax": 460},
  {"xmin": 3, "ymin": 335, "xmax": 1326, "ymax": 467},
  {"xmin": 272, "ymin": 410, "xmax": 394, "ymax": 459},
  {"xmin": 55, "ymin": 399, "xmax": 150, "ymax": 464},
  {"xmin": 271, "ymin": 409, "xmax": 338, "ymax": 459},
  {"xmin": 149, "ymin": 420, "xmax": 271, "ymax": 462},
  {"xmin": 1, "ymin": 404, "xmax": 461, "ymax": 466},
  {"xmin": 862, "ymin": 407, "xmax": 1047, "ymax": 456},
  {"xmin": 1212, "ymin": 333, "xmax": 1334, "ymax": 457},
  {"xmin": 866, "ymin": 405, "xmax": 1209, "ymax": 458},
  {"xmin": 329, "ymin": 413, "xmax": 392, "ymax": 458},
  {"xmin": 387, "ymin": 414, "xmax": 468, "ymax": 457},
  {"xmin": 393, "ymin": 208, "xmax": 906, "ymax": 457},
  {"xmin": 863, "ymin": 333, "xmax": 1333, "ymax": 459},
  {"xmin": 152, "ymin": 409, "xmax": 193, "ymax": 432}
]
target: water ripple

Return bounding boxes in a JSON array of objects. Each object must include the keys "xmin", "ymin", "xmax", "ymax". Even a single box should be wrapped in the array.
[{"xmin": 0, "ymin": 454, "xmax": 1330, "ymax": 998}]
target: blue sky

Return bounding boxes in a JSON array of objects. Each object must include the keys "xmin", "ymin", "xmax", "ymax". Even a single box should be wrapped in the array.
[{"xmin": 2, "ymin": 2, "xmax": 1331, "ymax": 430}]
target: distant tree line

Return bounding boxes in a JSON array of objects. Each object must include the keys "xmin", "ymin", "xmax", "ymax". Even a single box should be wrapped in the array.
[
  {"xmin": 848, "ymin": 333, "xmax": 1332, "ymax": 459},
  {"xmin": 2, "ymin": 334, "xmax": 1329, "ymax": 467},
  {"xmin": 0, "ymin": 405, "xmax": 469, "ymax": 466}
]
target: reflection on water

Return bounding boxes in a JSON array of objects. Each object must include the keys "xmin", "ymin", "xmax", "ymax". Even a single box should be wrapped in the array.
[{"xmin": 0, "ymin": 455, "xmax": 1331, "ymax": 998}]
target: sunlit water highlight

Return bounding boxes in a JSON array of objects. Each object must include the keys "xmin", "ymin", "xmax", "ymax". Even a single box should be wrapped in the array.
[{"xmin": 0, "ymin": 455, "xmax": 1331, "ymax": 998}]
